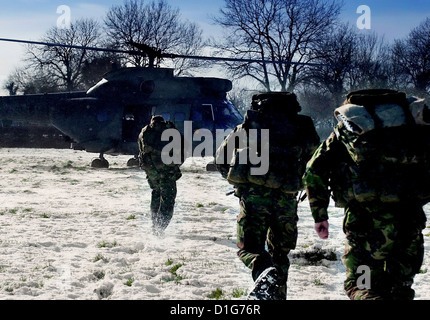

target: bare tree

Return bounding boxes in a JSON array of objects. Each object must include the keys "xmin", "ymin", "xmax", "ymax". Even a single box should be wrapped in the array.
[
  {"xmin": 227, "ymin": 86, "xmax": 258, "ymax": 115},
  {"xmin": 211, "ymin": 0, "xmax": 343, "ymax": 92},
  {"xmin": 5, "ymin": 66, "xmax": 62, "ymax": 94},
  {"xmin": 348, "ymin": 32, "xmax": 390, "ymax": 91},
  {"xmin": 3, "ymin": 80, "xmax": 18, "ymax": 96},
  {"xmin": 305, "ymin": 23, "xmax": 356, "ymax": 107},
  {"xmin": 26, "ymin": 19, "xmax": 101, "ymax": 91},
  {"xmin": 298, "ymin": 87, "xmax": 335, "ymax": 139},
  {"xmin": 308, "ymin": 24, "xmax": 390, "ymax": 102},
  {"xmin": 392, "ymin": 17, "xmax": 430, "ymax": 95},
  {"xmin": 296, "ymin": 23, "xmax": 393, "ymax": 139},
  {"xmin": 104, "ymin": 0, "xmax": 204, "ymax": 74},
  {"xmin": 7, "ymin": 21, "xmax": 119, "ymax": 94}
]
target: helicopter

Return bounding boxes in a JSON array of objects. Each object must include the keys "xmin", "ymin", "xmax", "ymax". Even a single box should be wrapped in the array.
[{"xmin": 0, "ymin": 38, "xmax": 244, "ymax": 168}]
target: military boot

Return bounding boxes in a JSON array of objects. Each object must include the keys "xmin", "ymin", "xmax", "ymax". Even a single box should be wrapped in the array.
[{"xmin": 247, "ymin": 267, "xmax": 286, "ymax": 300}]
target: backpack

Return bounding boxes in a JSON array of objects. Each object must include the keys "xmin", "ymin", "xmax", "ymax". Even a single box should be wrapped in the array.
[
  {"xmin": 217, "ymin": 92, "xmax": 319, "ymax": 194},
  {"xmin": 333, "ymin": 89, "xmax": 430, "ymax": 204},
  {"xmin": 138, "ymin": 120, "xmax": 184, "ymax": 175}
]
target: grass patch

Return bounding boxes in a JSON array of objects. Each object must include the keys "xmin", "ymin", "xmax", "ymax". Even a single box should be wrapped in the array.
[
  {"xmin": 169, "ymin": 263, "xmax": 182, "ymax": 275},
  {"xmin": 97, "ymin": 241, "xmax": 118, "ymax": 248},
  {"xmin": 162, "ymin": 261, "xmax": 184, "ymax": 283},
  {"xmin": 232, "ymin": 288, "xmax": 247, "ymax": 298},
  {"xmin": 208, "ymin": 288, "xmax": 224, "ymax": 300},
  {"xmin": 93, "ymin": 254, "xmax": 109, "ymax": 263},
  {"xmin": 62, "ymin": 161, "xmax": 74, "ymax": 168},
  {"xmin": 124, "ymin": 278, "xmax": 134, "ymax": 287},
  {"xmin": 313, "ymin": 277, "xmax": 324, "ymax": 286}
]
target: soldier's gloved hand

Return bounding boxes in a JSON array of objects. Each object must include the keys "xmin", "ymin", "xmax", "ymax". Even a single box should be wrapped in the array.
[{"xmin": 314, "ymin": 221, "xmax": 329, "ymax": 239}]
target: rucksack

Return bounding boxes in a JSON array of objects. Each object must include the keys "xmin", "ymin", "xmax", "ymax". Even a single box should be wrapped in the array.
[
  {"xmin": 333, "ymin": 89, "xmax": 430, "ymax": 204},
  {"xmin": 138, "ymin": 120, "xmax": 184, "ymax": 173},
  {"xmin": 217, "ymin": 92, "xmax": 319, "ymax": 193}
]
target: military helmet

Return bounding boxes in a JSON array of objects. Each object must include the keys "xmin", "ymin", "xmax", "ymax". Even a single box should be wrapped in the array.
[
  {"xmin": 150, "ymin": 115, "xmax": 165, "ymax": 125},
  {"xmin": 251, "ymin": 92, "xmax": 301, "ymax": 113},
  {"xmin": 150, "ymin": 115, "xmax": 166, "ymax": 131},
  {"xmin": 344, "ymin": 89, "xmax": 408, "ymax": 107}
]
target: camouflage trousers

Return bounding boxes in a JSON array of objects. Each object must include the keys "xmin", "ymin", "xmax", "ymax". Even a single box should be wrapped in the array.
[
  {"xmin": 342, "ymin": 200, "xmax": 427, "ymax": 300},
  {"xmin": 236, "ymin": 186, "xmax": 298, "ymax": 285},
  {"xmin": 146, "ymin": 169, "xmax": 178, "ymax": 233}
]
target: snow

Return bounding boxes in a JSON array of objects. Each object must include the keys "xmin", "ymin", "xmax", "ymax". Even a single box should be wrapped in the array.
[{"xmin": 0, "ymin": 148, "xmax": 429, "ymax": 300}]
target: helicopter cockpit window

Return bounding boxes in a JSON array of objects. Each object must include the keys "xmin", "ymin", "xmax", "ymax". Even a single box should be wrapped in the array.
[
  {"xmin": 216, "ymin": 101, "xmax": 243, "ymax": 122},
  {"xmin": 161, "ymin": 113, "xmax": 171, "ymax": 121},
  {"xmin": 192, "ymin": 104, "xmax": 214, "ymax": 122}
]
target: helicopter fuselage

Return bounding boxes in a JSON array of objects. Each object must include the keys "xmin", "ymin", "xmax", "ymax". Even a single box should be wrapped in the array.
[{"xmin": 0, "ymin": 67, "xmax": 243, "ymax": 164}]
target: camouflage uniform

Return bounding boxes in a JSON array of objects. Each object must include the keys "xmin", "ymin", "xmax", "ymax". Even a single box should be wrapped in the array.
[
  {"xmin": 138, "ymin": 116, "xmax": 182, "ymax": 234},
  {"xmin": 304, "ymin": 90, "xmax": 428, "ymax": 300},
  {"xmin": 217, "ymin": 92, "xmax": 320, "ymax": 298},
  {"xmin": 235, "ymin": 185, "xmax": 299, "ymax": 284}
]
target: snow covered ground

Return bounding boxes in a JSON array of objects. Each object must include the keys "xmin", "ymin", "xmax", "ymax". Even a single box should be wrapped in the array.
[{"xmin": 0, "ymin": 148, "xmax": 429, "ymax": 300}]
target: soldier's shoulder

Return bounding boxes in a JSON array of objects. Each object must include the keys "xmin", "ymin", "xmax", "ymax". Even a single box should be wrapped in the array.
[
  {"xmin": 140, "ymin": 125, "xmax": 151, "ymax": 134},
  {"xmin": 296, "ymin": 114, "xmax": 315, "ymax": 126}
]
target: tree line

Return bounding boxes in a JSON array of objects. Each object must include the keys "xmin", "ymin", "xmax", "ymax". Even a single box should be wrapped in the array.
[{"xmin": 3, "ymin": 0, "xmax": 430, "ymax": 138}]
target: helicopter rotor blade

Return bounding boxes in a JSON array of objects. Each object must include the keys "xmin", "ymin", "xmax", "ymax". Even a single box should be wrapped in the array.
[
  {"xmin": 162, "ymin": 52, "xmax": 331, "ymax": 67},
  {"xmin": 0, "ymin": 37, "xmax": 144, "ymax": 56},
  {"xmin": 0, "ymin": 37, "xmax": 332, "ymax": 68}
]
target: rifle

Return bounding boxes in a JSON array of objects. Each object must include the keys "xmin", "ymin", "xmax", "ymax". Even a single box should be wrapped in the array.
[{"xmin": 226, "ymin": 190, "xmax": 235, "ymax": 196}]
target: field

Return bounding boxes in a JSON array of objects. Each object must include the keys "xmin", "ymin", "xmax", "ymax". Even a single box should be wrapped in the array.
[{"xmin": 0, "ymin": 148, "xmax": 429, "ymax": 300}]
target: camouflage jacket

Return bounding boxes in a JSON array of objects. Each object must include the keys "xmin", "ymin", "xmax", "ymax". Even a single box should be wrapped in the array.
[
  {"xmin": 138, "ymin": 124, "xmax": 183, "ymax": 180},
  {"xmin": 303, "ymin": 122, "xmax": 430, "ymax": 222},
  {"xmin": 303, "ymin": 125, "xmax": 348, "ymax": 223}
]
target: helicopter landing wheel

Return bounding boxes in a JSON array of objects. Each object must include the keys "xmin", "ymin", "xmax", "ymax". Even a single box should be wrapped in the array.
[
  {"xmin": 127, "ymin": 157, "xmax": 139, "ymax": 167},
  {"xmin": 206, "ymin": 161, "xmax": 218, "ymax": 172},
  {"xmin": 91, "ymin": 154, "xmax": 109, "ymax": 168}
]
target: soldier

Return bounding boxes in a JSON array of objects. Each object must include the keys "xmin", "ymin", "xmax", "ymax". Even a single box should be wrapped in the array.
[
  {"xmin": 304, "ymin": 89, "xmax": 429, "ymax": 300},
  {"xmin": 138, "ymin": 115, "xmax": 183, "ymax": 235},
  {"xmin": 216, "ymin": 92, "xmax": 320, "ymax": 300}
]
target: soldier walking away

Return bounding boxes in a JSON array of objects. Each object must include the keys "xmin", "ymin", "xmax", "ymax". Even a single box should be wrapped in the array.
[
  {"xmin": 216, "ymin": 92, "xmax": 320, "ymax": 300},
  {"xmin": 138, "ymin": 115, "xmax": 183, "ymax": 236},
  {"xmin": 304, "ymin": 89, "xmax": 430, "ymax": 300}
]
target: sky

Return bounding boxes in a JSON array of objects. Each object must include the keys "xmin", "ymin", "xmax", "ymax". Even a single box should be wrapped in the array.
[{"xmin": 0, "ymin": 0, "xmax": 430, "ymax": 94}]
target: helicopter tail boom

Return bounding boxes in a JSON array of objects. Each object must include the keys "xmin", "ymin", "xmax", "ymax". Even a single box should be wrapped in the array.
[{"xmin": 0, "ymin": 92, "xmax": 86, "ymax": 125}]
